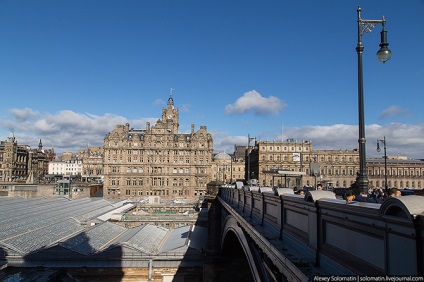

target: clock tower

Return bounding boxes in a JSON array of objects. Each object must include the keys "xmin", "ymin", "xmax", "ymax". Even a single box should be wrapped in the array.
[
  {"xmin": 103, "ymin": 88, "xmax": 214, "ymax": 200},
  {"xmin": 161, "ymin": 89, "xmax": 179, "ymax": 133}
]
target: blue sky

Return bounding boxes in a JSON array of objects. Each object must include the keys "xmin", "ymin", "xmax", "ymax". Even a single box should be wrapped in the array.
[{"xmin": 1, "ymin": 1, "xmax": 423, "ymax": 158}]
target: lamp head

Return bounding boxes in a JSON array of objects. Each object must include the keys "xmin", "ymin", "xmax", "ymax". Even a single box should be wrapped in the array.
[{"xmin": 377, "ymin": 29, "xmax": 392, "ymax": 63}]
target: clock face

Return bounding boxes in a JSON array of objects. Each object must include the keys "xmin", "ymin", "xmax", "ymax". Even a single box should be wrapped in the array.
[{"xmin": 167, "ymin": 115, "xmax": 172, "ymax": 120}]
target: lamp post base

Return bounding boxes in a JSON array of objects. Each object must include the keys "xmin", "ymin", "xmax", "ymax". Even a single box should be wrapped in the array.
[{"xmin": 357, "ymin": 177, "xmax": 369, "ymax": 195}]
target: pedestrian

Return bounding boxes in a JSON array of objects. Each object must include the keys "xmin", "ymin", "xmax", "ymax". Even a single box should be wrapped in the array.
[{"xmin": 346, "ymin": 187, "xmax": 402, "ymax": 203}]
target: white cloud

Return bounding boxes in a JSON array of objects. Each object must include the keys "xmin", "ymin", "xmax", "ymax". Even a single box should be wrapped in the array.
[
  {"xmin": 379, "ymin": 106, "xmax": 410, "ymax": 120},
  {"xmin": 274, "ymin": 123, "xmax": 424, "ymax": 159},
  {"xmin": 211, "ymin": 130, "xmax": 248, "ymax": 153},
  {"xmin": 2, "ymin": 108, "xmax": 424, "ymax": 160},
  {"xmin": 9, "ymin": 108, "xmax": 39, "ymax": 122},
  {"xmin": 212, "ymin": 123, "xmax": 424, "ymax": 159},
  {"xmin": 153, "ymin": 99, "xmax": 165, "ymax": 106},
  {"xmin": 225, "ymin": 90, "xmax": 286, "ymax": 116},
  {"xmin": 0, "ymin": 109, "xmax": 156, "ymax": 154},
  {"xmin": 179, "ymin": 104, "xmax": 191, "ymax": 112}
]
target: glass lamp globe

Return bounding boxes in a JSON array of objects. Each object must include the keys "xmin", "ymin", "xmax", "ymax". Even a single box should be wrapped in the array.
[
  {"xmin": 376, "ymin": 30, "xmax": 391, "ymax": 63},
  {"xmin": 377, "ymin": 48, "xmax": 392, "ymax": 63}
]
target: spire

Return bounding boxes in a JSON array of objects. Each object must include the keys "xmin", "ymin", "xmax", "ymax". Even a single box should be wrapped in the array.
[
  {"xmin": 167, "ymin": 88, "xmax": 175, "ymax": 108},
  {"xmin": 39, "ymin": 139, "xmax": 43, "ymax": 150}
]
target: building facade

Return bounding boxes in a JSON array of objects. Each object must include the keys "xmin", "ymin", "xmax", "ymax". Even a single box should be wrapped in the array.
[
  {"xmin": 248, "ymin": 139, "xmax": 424, "ymax": 190},
  {"xmin": 27, "ymin": 139, "xmax": 56, "ymax": 183},
  {"xmin": 102, "ymin": 94, "xmax": 213, "ymax": 199},
  {"xmin": 0, "ymin": 132, "xmax": 54, "ymax": 183},
  {"xmin": 0, "ymin": 132, "xmax": 28, "ymax": 182},
  {"xmin": 232, "ymin": 145, "xmax": 248, "ymax": 182},
  {"xmin": 211, "ymin": 152, "xmax": 232, "ymax": 183},
  {"xmin": 48, "ymin": 160, "xmax": 83, "ymax": 177},
  {"xmin": 367, "ymin": 157, "xmax": 424, "ymax": 189},
  {"xmin": 76, "ymin": 147, "xmax": 104, "ymax": 182}
]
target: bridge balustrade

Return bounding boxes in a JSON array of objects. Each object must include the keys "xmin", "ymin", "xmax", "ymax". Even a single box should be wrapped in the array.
[{"xmin": 219, "ymin": 187, "xmax": 424, "ymax": 276}]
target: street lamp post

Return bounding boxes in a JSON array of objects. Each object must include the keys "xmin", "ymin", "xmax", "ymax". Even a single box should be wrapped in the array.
[
  {"xmin": 377, "ymin": 136, "xmax": 388, "ymax": 192},
  {"xmin": 356, "ymin": 6, "xmax": 391, "ymax": 194}
]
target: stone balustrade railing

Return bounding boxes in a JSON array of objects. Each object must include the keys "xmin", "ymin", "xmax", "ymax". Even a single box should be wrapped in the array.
[{"xmin": 219, "ymin": 187, "xmax": 424, "ymax": 276}]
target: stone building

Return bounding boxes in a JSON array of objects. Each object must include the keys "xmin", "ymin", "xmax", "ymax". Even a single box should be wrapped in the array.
[
  {"xmin": 76, "ymin": 147, "xmax": 104, "ymax": 182},
  {"xmin": 58, "ymin": 151, "xmax": 73, "ymax": 161},
  {"xmin": 211, "ymin": 152, "xmax": 232, "ymax": 183},
  {"xmin": 27, "ymin": 139, "xmax": 56, "ymax": 183},
  {"xmin": 367, "ymin": 157, "xmax": 424, "ymax": 189},
  {"xmin": 102, "ymin": 94, "xmax": 213, "ymax": 199},
  {"xmin": 247, "ymin": 138, "xmax": 424, "ymax": 190},
  {"xmin": 48, "ymin": 160, "xmax": 83, "ymax": 177},
  {"xmin": 232, "ymin": 145, "xmax": 248, "ymax": 182},
  {"xmin": 0, "ymin": 132, "xmax": 54, "ymax": 183},
  {"xmin": 0, "ymin": 132, "xmax": 28, "ymax": 182}
]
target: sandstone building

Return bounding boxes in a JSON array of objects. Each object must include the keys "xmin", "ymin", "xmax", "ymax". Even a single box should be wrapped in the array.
[
  {"xmin": 0, "ymin": 132, "xmax": 55, "ymax": 183},
  {"xmin": 76, "ymin": 147, "xmax": 104, "ymax": 183},
  {"xmin": 248, "ymin": 139, "xmax": 424, "ymax": 190},
  {"xmin": 102, "ymin": 94, "xmax": 213, "ymax": 199}
]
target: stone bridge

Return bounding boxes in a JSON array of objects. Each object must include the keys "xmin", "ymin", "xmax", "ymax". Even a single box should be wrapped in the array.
[{"xmin": 205, "ymin": 187, "xmax": 424, "ymax": 281}]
